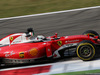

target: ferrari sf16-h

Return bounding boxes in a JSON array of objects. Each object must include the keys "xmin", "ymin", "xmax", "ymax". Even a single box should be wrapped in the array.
[{"xmin": 0, "ymin": 28, "xmax": 100, "ymax": 64}]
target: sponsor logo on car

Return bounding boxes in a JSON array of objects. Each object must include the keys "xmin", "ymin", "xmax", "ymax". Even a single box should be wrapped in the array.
[
  {"xmin": 4, "ymin": 51, "xmax": 15, "ymax": 57},
  {"xmin": 29, "ymin": 48, "xmax": 38, "ymax": 56},
  {"xmin": 57, "ymin": 41, "xmax": 62, "ymax": 46},
  {"xmin": 10, "ymin": 37, "xmax": 13, "ymax": 41},
  {"xmin": 19, "ymin": 52, "xmax": 24, "ymax": 58},
  {"xmin": 65, "ymin": 40, "xmax": 79, "ymax": 43}
]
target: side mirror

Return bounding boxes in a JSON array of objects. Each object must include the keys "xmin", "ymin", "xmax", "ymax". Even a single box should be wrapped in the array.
[{"xmin": 55, "ymin": 33, "xmax": 58, "ymax": 38}]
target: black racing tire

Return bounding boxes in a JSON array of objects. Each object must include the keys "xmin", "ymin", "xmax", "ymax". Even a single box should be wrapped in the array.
[
  {"xmin": 76, "ymin": 40, "xmax": 96, "ymax": 61},
  {"xmin": 82, "ymin": 30, "xmax": 99, "ymax": 37}
]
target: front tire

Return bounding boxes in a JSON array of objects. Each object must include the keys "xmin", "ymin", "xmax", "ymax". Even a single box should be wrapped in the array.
[
  {"xmin": 82, "ymin": 30, "xmax": 99, "ymax": 37},
  {"xmin": 77, "ymin": 40, "xmax": 96, "ymax": 61}
]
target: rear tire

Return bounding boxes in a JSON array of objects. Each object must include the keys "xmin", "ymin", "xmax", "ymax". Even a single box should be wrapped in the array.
[{"xmin": 77, "ymin": 40, "xmax": 96, "ymax": 61}]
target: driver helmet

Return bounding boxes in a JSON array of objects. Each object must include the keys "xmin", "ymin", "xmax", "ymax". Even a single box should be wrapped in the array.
[{"xmin": 26, "ymin": 28, "xmax": 34, "ymax": 37}]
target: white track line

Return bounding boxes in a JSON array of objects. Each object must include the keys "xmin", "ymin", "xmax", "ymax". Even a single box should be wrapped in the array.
[
  {"xmin": 0, "ymin": 6, "xmax": 100, "ymax": 21},
  {"xmin": 0, "ymin": 60, "xmax": 82, "ymax": 71},
  {"xmin": 1, "ymin": 59, "xmax": 100, "ymax": 75},
  {"xmin": 35, "ymin": 59, "xmax": 100, "ymax": 75}
]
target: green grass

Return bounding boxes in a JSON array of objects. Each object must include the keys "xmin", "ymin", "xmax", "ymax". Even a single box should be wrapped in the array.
[
  {"xmin": 0, "ymin": 0, "xmax": 100, "ymax": 18},
  {"xmin": 52, "ymin": 69, "xmax": 100, "ymax": 75}
]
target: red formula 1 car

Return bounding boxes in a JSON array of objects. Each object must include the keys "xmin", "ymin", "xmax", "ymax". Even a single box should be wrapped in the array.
[{"xmin": 0, "ymin": 29, "xmax": 100, "ymax": 64}]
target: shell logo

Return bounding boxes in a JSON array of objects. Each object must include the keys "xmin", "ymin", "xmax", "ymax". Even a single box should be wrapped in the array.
[{"xmin": 29, "ymin": 48, "xmax": 38, "ymax": 56}]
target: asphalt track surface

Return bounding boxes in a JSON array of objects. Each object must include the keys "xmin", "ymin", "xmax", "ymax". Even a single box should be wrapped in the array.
[
  {"xmin": 0, "ymin": 7, "xmax": 100, "ymax": 39},
  {"xmin": 0, "ymin": 7, "xmax": 100, "ymax": 69}
]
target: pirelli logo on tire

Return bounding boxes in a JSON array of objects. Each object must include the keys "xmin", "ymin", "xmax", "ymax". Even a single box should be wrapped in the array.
[{"xmin": 77, "ymin": 43, "xmax": 95, "ymax": 61}]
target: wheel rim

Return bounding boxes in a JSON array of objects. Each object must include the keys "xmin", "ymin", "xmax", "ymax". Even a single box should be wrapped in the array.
[{"xmin": 80, "ymin": 45, "xmax": 92, "ymax": 57}]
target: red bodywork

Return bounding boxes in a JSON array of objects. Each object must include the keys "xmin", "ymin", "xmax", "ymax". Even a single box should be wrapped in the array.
[{"xmin": 0, "ymin": 33, "xmax": 100, "ymax": 63}]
